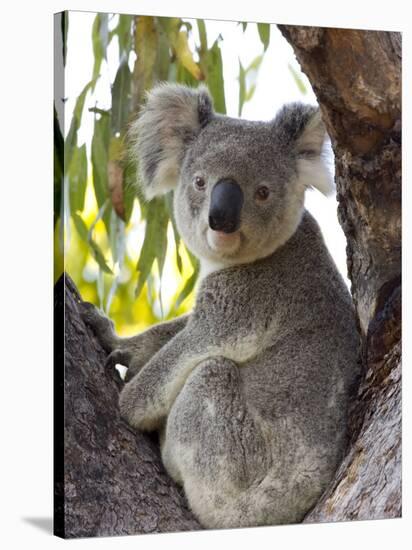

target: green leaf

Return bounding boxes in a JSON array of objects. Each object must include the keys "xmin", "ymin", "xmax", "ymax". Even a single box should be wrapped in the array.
[
  {"xmin": 205, "ymin": 39, "xmax": 226, "ymax": 114},
  {"xmin": 91, "ymin": 112, "xmax": 112, "ymax": 234},
  {"xmin": 72, "ymin": 211, "xmax": 113, "ymax": 274},
  {"xmin": 88, "ymin": 107, "xmax": 110, "ymax": 116},
  {"xmin": 134, "ymin": 16, "xmax": 158, "ymax": 105},
  {"xmin": 247, "ymin": 54, "xmax": 263, "ymax": 72},
  {"xmin": 257, "ymin": 23, "xmax": 270, "ymax": 51},
  {"xmin": 176, "ymin": 62, "xmax": 198, "ymax": 87},
  {"xmin": 174, "ymin": 30, "xmax": 203, "ymax": 80},
  {"xmin": 71, "ymin": 210, "xmax": 88, "ymax": 240},
  {"xmin": 122, "ymin": 158, "xmax": 138, "ymax": 224},
  {"xmin": 197, "ymin": 20, "xmax": 207, "ymax": 53},
  {"xmin": 68, "ymin": 144, "xmax": 88, "ymax": 212},
  {"xmin": 156, "ymin": 21, "xmax": 171, "ymax": 81},
  {"xmin": 111, "ymin": 57, "xmax": 132, "ymax": 135},
  {"xmin": 288, "ymin": 63, "xmax": 307, "ymax": 95},
  {"xmin": 65, "ymin": 78, "xmax": 97, "ymax": 169},
  {"xmin": 165, "ymin": 193, "xmax": 183, "ymax": 274},
  {"xmin": 238, "ymin": 55, "xmax": 263, "ymax": 116},
  {"xmin": 99, "ymin": 14, "xmax": 109, "ymax": 55},
  {"xmin": 186, "ymin": 248, "xmax": 199, "ymax": 273},
  {"xmin": 109, "ymin": 207, "xmax": 126, "ymax": 265},
  {"xmin": 116, "ymin": 15, "xmax": 132, "ymax": 57},
  {"xmin": 174, "ymin": 262, "xmax": 199, "ymax": 309},
  {"xmin": 135, "ymin": 197, "xmax": 169, "ymax": 298},
  {"xmin": 91, "ymin": 14, "xmax": 109, "ymax": 86},
  {"xmin": 238, "ymin": 60, "xmax": 246, "ymax": 117}
]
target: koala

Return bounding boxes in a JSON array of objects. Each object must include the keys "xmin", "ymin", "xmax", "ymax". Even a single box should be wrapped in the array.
[{"xmin": 81, "ymin": 83, "xmax": 360, "ymax": 529}]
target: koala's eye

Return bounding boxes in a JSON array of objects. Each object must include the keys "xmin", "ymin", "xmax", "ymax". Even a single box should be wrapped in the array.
[
  {"xmin": 194, "ymin": 176, "xmax": 206, "ymax": 191},
  {"xmin": 255, "ymin": 186, "xmax": 270, "ymax": 201}
]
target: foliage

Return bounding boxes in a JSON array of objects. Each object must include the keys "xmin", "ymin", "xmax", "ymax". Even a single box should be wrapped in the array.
[{"xmin": 55, "ymin": 13, "xmax": 274, "ymax": 334}]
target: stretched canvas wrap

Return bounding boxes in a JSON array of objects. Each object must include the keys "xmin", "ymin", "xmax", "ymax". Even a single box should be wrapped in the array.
[{"xmin": 54, "ymin": 10, "xmax": 401, "ymax": 539}]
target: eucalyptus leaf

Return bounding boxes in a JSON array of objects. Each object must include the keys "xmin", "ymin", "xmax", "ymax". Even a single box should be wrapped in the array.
[
  {"xmin": 197, "ymin": 20, "xmax": 207, "ymax": 53},
  {"xmin": 238, "ymin": 55, "xmax": 263, "ymax": 116},
  {"xmin": 205, "ymin": 40, "xmax": 226, "ymax": 114},
  {"xmin": 111, "ymin": 58, "xmax": 132, "ymax": 135},
  {"xmin": 174, "ymin": 262, "xmax": 199, "ymax": 310},
  {"xmin": 288, "ymin": 63, "xmax": 307, "ymax": 95},
  {"xmin": 165, "ymin": 193, "xmax": 183, "ymax": 274},
  {"xmin": 257, "ymin": 23, "xmax": 270, "ymax": 51},
  {"xmin": 116, "ymin": 15, "xmax": 132, "ymax": 57},
  {"xmin": 157, "ymin": 23, "xmax": 171, "ymax": 81},
  {"xmin": 122, "ymin": 158, "xmax": 138, "ymax": 224},
  {"xmin": 72, "ymin": 211, "xmax": 113, "ymax": 274},
  {"xmin": 91, "ymin": 112, "xmax": 112, "ymax": 234},
  {"xmin": 134, "ymin": 16, "xmax": 158, "ymax": 105},
  {"xmin": 174, "ymin": 30, "xmax": 203, "ymax": 80},
  {"xmin": 238, "ymin": 60, "xmax": 246, "ymax": 117},
  {"xmin": 109, "ymin": 207, "xmax": 126, "ymax": 265},
  {"xmin": 92, "ymin": 15, "xmax": 103, "ymax": 84},
  {"xmin": 91, "ymin": 14, "xmax": 109, "ymax": 87},
  {"xmin": 99, "ymin": 13, "xmax": 109, "ymax": 57},
  {"xmin": 135, "ymin": 197, "xmax": 169, "ymax": 298},
  {"xmin": 65, "ymin": 78, "xmax": 97, "ymax": 169},
  {"xmin": 68, "ymin": 144, "xmax": 88, "ymax": 212}
]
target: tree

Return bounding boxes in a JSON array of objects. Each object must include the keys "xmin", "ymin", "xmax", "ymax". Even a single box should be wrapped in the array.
[{"xmin": 54, "ymin": 24, "xmax": 401, "ymax": 537}]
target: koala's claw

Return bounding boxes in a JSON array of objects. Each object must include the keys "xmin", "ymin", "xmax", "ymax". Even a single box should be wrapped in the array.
[
  {"xmin": 79, "ymin": 301, "xmax": 116, "ymax": 352},
  {"xmin": 80, "ymin": 301, "xmax": 114, "ymax": 330}
]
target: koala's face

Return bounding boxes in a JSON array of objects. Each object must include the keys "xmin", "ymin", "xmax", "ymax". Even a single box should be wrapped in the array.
[
  {"xmin": 132, "ymin": 84, "xmax": 331, "ymax": 269},
  {"xmin": 175, "ymin": 117, "xmax": 305, "ymax": 266}
]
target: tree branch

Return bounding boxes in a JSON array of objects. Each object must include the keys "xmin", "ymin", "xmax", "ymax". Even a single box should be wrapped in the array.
[{"xmin": 54, "ymin": 273, "xmax": 201, "ymax": 538}]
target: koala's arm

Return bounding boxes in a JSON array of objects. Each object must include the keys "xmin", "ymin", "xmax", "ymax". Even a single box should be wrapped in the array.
[
  {"xmin": 80, "ymin": 302, "xmax": 190, "ymax": 378},
  {"xmin": 119, "ymin": 320, "xmax": 213, "ymax": 431}
]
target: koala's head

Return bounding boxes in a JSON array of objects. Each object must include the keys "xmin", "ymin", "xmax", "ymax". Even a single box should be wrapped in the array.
[{"xmin": 131, "ymin": 83, "xmax": 332, "ymax": 270}]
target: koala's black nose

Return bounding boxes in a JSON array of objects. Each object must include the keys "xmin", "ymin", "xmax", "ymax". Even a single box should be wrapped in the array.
[{"xmin": 209, "ymin": 179, "xmax": 244, "ymax": 233}]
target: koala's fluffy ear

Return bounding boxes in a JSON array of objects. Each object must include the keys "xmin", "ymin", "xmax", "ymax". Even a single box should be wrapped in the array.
[
  {"xmin": 129, "ymin": 84, "xmax": 214, "ymax": 200},
  {"xmin": 273, "ymin": 103, "xmax": 333, "ymax": 196}
]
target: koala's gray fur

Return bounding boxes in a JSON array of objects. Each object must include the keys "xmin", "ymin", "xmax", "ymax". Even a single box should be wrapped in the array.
[{"xmin": 81, "ymin": 83, "xmax": 360, "ymax": 529}]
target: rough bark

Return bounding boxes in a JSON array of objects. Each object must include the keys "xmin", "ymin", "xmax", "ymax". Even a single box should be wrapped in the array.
[
  {"xmin": 279, "ymin": 26, "xmax": 401, "ymax": 521},
  {"xmin": 54, "ymin": 274, "xmax": 201, "ymax": 538}
]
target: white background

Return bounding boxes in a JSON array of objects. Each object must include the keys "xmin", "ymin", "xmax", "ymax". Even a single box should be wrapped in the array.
[{"xmin": 0, "ymin": 1, "xmax": 409, "ymax": 549}]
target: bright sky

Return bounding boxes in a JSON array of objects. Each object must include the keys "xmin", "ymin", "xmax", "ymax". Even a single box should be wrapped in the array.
[{"xmin": 65, "ymin": 11, "xmax": 350, "ymax": 291}]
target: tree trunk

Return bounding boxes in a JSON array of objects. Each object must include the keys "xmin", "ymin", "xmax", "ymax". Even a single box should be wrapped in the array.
[
  {"xmin": 54, "ymin": 274, "xmax": 201, "ymax": 538},
  {"xmin": 278, "ymin": 25, "xmax": 401, "ymax": 521}
]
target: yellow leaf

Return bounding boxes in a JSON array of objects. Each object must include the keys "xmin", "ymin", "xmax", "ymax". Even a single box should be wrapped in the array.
[
  {"xmin": 134, "ymin": 16, "xmax": 158, "ymax": 103},
  {"xmin": 175, "ymin": 31, "xmax": 203, "ymax": 80}
]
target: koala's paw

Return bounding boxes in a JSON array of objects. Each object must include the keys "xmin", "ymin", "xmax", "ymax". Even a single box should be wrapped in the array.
[
  {"xmin": 119, "ymin": 382, "xmax": 153, "ymax": 431},
  {"xmin": 124, "ymin": 356, "xmax": 145, "ymax": 382},
  {"xmin": 79, "ymin": 301, "xmax": 115, "ymax": 352},
  {"xmin": 80, "ymin": 301, "xmax": 114, "ymax": 330},
  {"xmin": 104, "ymin": 345, "xmax": 147, "ymax": 382}
]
